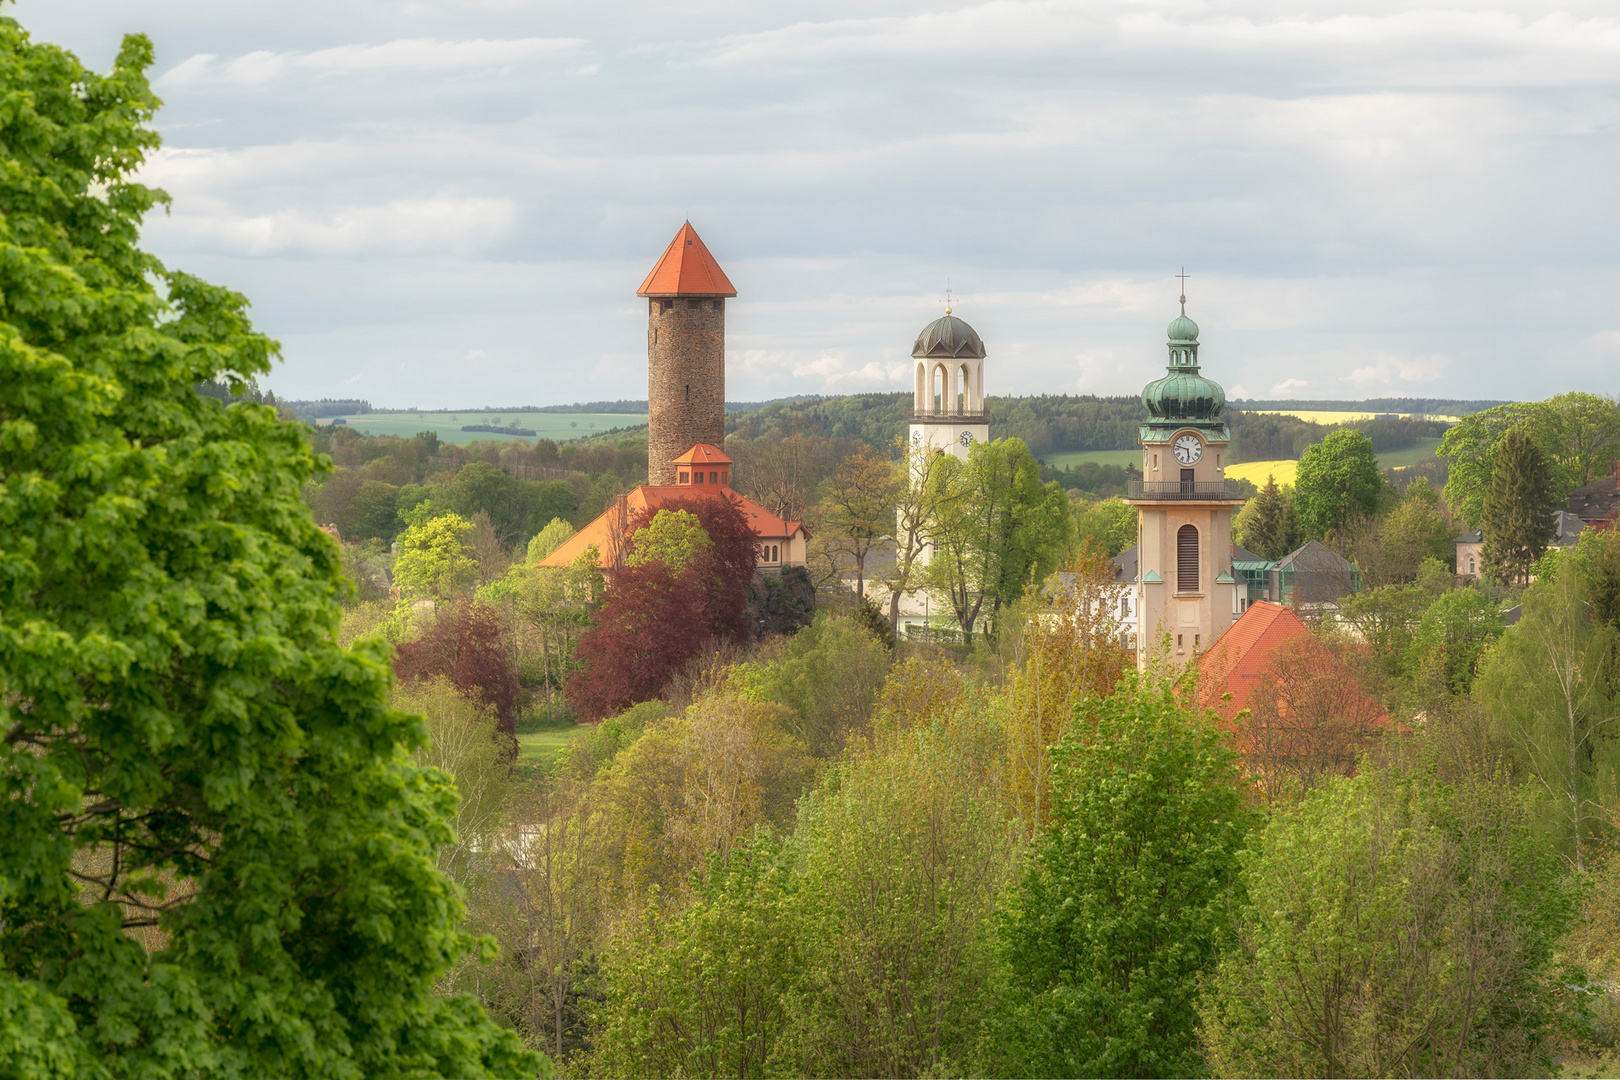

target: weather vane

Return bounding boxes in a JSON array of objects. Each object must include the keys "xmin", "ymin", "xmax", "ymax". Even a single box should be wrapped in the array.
[{"xmin": 1176, "ymin": 267, "xmax": 1190, "ymax": 314}]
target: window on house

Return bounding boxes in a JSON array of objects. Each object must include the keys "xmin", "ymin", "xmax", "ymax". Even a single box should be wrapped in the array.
[
  {"xmin": 1177, "ymin": 524, "xmax": 1199, "ymax": 592},
  {"xmin": 1468, "ymin": 556, "xmax": 1475, "ymax": 574},
  {"xmin": 1195, "ymin": 633, "xmax": 1201, "ymax": 650},
  {"xmin": 1120, "ymin": 596, "xmax": 1130, "ymax": 617},
  {"xmin": 721, "ymin": 471, "xmax": 728, "ymax": 485},
  {"xmin": 679, "ymin": 471, "xmax": 689, "ymax": 483},
  {"xmin": 1176, "ymin": 633, "xmax": 1184, "ymax": 652},
  {"xmin": 695, "ymin": 472, "xmax": 704, "ymax": 484},
  {"xmin": 687, "ymin": 298, "xmax": 703, "ymax": 309},
  {"xmin": 773, "ymin": 545, "xmax": 779, "ymax": 562},
  {"xmin": 710, "ymin": 471, "xmax": 718, "ymax": 484},
  {"xmin": 659, "ymin": 299, "xmax": 673, "ymax": 312}
]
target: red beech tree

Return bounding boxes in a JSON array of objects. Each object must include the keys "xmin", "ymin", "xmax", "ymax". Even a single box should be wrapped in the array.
[
  {"xmin": 568, "ymin": 493, "xmax": 759, "ymax": 719},
  {"xmin": 395, "ymin": 599, "xmax": 523, "ymax": 735}
]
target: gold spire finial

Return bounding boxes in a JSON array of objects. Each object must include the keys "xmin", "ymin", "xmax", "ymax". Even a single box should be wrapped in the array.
[{"xmin": 1176, "ymin": 267, "xmax": 1190, "ymax": 314}]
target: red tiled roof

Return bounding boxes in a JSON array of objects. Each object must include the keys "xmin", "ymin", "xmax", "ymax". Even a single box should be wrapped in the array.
[
  {"xmin": 1197, "ymin": 602, "xmax": 1309, "ymax": 719},
  {"xmin": 1197, "ymin": 601, "xmax": 1394, "ymax": 738},
  {"xmin": 539, "ymin": 484, "xmax": 805, "ymax": 569},
  {"xmin": 671, "ymin": 443, "xmax": 732, "ymax": 466},
  {"xmin": 637, "ymin": 223, "xmax": 737, "ymax": 297}
]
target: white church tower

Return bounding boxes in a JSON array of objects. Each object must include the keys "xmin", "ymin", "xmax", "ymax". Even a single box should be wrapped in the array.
[{"xmin": 908, "ymin": 309, "xmax": 990, "ymax": 459}]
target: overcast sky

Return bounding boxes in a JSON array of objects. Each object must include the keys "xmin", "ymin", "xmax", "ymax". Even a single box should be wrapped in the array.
[{"xmin": 14, "ymin": 1, "xmax": 1620, "ymax": 407}]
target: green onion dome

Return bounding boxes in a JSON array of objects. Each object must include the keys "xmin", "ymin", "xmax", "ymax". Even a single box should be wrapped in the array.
[
  {"xmin": 912, "ymin": 313, "xmax": 986, "ymax": 359},
  {"xmin": 1142, "ymin": 310, "xmax": 1224, "ymax": 421},
  {"xmin": 1142, "ymin": 370, "xmax": 1226, "ymax": 421}
]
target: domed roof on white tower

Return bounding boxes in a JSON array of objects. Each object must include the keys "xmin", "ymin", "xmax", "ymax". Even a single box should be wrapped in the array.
[{"xmin": 912, "ymin": 313, "xmax": 986, "ymax": 359}]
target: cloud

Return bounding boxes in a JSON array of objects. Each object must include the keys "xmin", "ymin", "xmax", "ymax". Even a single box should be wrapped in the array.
[
  {"xmin": 154, "ymin": 37, "xmax": 588, "ymax": 88},
  {"xmin": 1341, "ymin": 354, "xmax": 1445, "ymax": 391},
  {"xmin": 15, "ymin": 0, "xmax": 1620, "ymax": 406},
  {"xmin": 150, "ymin": 197, "xmax": 519, "ymax": 257}
]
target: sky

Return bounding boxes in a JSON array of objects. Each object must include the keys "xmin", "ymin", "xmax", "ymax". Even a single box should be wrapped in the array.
[{"xmin": 13, "ymin": 1, "xmax": 1620, "ymax": 408}]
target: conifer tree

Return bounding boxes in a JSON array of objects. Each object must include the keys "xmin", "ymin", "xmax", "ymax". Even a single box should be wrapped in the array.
[
  {"xmin": 1481, "ymin": 426, "xmax": 1558, "ymax": 585},
  {"xmin": 1239, "ymin": 474, "xmax": 1300, "ymax": 561}
]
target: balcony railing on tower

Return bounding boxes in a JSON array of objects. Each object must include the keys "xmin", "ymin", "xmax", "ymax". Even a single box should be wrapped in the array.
[{"xmin": 1129, "ymin": 479, "xmax": 1245, "ymax": 501}]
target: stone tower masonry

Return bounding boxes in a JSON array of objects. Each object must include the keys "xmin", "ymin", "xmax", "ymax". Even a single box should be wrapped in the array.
[{"xmin": 637, "ymin": 223, "xmax": 737, "ymax": 485}]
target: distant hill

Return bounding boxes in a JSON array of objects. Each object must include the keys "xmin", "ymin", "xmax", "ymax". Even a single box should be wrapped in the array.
[{"xmin": 1230, "ymin": 397, "xmax": 1511, "ymax": 416}]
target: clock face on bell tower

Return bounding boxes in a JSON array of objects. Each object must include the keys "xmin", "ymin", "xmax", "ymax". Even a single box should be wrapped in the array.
[{"xmin": 1173, "ymin": 433, "xmax": 1202, "ymax": 465}]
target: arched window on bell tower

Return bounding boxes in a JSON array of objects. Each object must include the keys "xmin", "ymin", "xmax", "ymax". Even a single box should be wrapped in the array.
[{"xmin": 1177, "ymin": 524, "xmax": 1199, "ymax": 593}]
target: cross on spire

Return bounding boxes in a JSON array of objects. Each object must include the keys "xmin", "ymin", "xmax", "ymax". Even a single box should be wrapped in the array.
[
  {"xmin": 944, "ymin": 280, "xmax": 953, "ymax": 316},
  {"xmin": 1176, "ymin": 267, "xmax": 1190, "ymax": 314}
]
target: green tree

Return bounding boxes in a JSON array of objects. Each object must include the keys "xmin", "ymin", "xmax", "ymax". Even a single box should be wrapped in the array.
[
  {"xmin": 1374, "ymin": 478, "xmax": 1457, "ymax": 582},
  {"xmin": 349, "ymin": 478, "xmax": 402, "ymax": 540},
  {"xmin": 924, "ymin": 437, "xmax": 1072, "ymax": 634},
  {"xmin": 589, "ymin": 835, "xmax": 798, "ymax": 1080},
  {"xmin": 1234, "ymin": 474, "xmax": 1301, "ymax": 560},
  {"xmin": 625, "ymin": 508, "xmax": 711, "ymax": 570},
  {"xmin": 783, "ymin": 701, "xmax": 1017, "ymax": 1078},
  {"xmin": 1341, "ymin": 583, "xmax": 1432, "ymax": 680},
  {"xmin": 999, "ymin": 677, "xmax": 1255, "ymax": 1078},
  {"xmin": 1408, "ymin": 587, "xmax": 1504, "ymax": 696},
  {"xmin": 1200, "ymin": 768, "xmax": 1579, "ymax": 1078},
  {"xmin": 1481, "ymin": 426, "xmax": 1558, "ymax": 586},
  {"xmin": 0, "ymin": 19, "xmax": 535, "ymax": 1077},
  {"xmin": 1441, "ymin": 393, "xmax": 1620, "ymax": 525},
  {"xmin": 1072, "ymin": 495, "xmax": 1137, "ymax": 557},
  {"xmin": 394, "ymin": 512, "xmax": 479, "ymax": 601},
  {"xmin": 1293, "ymin": 429, "xmax": 1385, "ymax": 539},
  {"xmin": 812, "ymin": 443, "xmax": 899, "ymax": 599},
  {"xmin": 526, "ymin": 516, "xmax": 576, "ymax": 563},
  {"xmin": 1478, "ymin": 566, "xmax": 1620, "ymax": 870}
]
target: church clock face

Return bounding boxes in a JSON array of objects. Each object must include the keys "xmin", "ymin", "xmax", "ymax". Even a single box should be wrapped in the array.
[
  {"xmin": 1173, "ymin": 433, "xmax": 1203, "ymax": 465},
  {"xmin": 958, "ymin": 431, "xmax": 975, "ymax": 447}
]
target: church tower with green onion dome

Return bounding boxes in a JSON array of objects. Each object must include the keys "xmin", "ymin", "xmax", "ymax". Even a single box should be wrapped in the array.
[{"xmin": 1126, "ymin": 275, "xmax": 1244, "ymax": 668}]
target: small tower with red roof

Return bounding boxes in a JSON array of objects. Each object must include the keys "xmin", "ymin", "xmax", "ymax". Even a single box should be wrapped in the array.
[{"xmin": 638, "ymin": 223, "xmax": 737, "ymax": 485}]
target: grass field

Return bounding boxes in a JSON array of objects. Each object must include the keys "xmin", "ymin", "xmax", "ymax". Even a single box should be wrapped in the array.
[
  {"xmin": 326, "ymin": 411, "xmax": 647, "ymax": 445},
  {"xmin": 515, "ymin": 727, "xmax": 579, "ymax": 776},
  {"xmin": 1375, "ymin": 437, "xmax": 1443, "ymax": 469},
  {"xmin": 1043, "ymin": 448, "xmax": 1141, "ymax": 469}
]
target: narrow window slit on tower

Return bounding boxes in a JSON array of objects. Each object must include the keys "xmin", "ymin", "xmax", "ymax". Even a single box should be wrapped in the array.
[{"xmin": 1177, "ymin": 524, "xmax": 1199, "ymax": 592}]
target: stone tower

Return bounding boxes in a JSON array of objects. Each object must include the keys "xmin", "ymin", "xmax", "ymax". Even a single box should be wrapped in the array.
[
  {"xmin": 637, "ymin": 223, "xmax": 737, "ymax": 485},
  {"xmin": 1128, "ymin": 299, "xmax": 1243, "ymax": 668}
]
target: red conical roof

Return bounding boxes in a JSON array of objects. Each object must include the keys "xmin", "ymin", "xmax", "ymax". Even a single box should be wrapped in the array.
[{"xmin": 637, "ymin": 222, "xmax": 737, "ymax": 297}]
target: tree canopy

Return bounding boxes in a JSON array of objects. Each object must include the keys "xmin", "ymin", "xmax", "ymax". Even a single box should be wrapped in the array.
[
  {"xmin": 1293, "ymin": 429, "xmax": 1385, "ymax": 538},
  {"xmin": 0, "ymin": 19, "xmax": 535, "ymax": 1077}
]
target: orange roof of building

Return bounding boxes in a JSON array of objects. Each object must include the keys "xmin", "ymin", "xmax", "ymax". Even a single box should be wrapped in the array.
[
  {"xmin": 637, "ymin": 223, "xmax": 737, "ymax": 297},
  {"xmin": 1197, "ymin": 602, "xmax": 1313, "ymax": 719},
  {"xmin": 539, "ymin": 484, "xmax": 807, "ymax": 569},
  {"xmin": 672, "ymin": 443, "xmax": 732, "ymax": 466}
]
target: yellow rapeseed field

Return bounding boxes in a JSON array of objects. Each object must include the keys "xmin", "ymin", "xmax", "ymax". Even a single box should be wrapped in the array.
[
  {"xmin": 1227, "ymin": 459, "xmax": 1298, "ymax": 487},
  {"xmin": 1245, "ymin": 409, "xmax": 1459, "ymax": 425}
]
